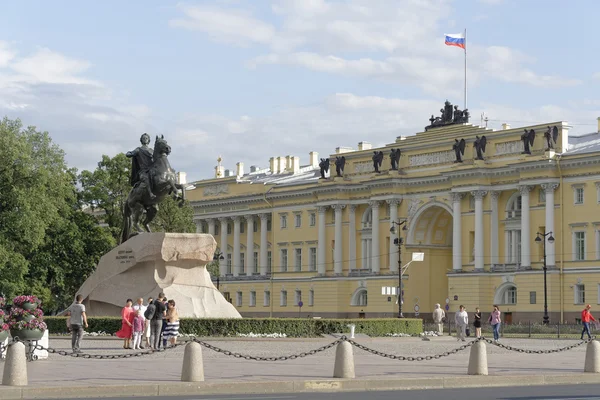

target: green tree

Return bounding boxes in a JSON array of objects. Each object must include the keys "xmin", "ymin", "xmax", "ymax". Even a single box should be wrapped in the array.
[
  {"xmin": 205, "ymin": 261, "xmax": 219, "ymax": 278},
  {"xmin": 150, "ymin": 197, "xmax": 196, "ymax": 233}
]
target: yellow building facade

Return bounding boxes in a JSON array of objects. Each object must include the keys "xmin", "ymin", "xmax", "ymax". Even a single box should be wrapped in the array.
[{"xmin": 187, "ymin": 104, "xmax": 600, "ymax": 323}]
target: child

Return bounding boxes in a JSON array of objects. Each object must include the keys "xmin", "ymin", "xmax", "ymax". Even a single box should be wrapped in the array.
[{"xmin": 132, "ymin": 310, "xmax": 145, "ymax": 350}]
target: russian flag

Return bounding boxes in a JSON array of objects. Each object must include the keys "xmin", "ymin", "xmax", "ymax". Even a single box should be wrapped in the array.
[{"xmin": 445, "ymin": 33, "xmax": 466, "ymax": 50}]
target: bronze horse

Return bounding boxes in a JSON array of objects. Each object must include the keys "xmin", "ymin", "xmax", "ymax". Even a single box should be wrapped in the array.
[{"xmin": 120, "ymin": 135, "xmax": 185, "ymax": 243}]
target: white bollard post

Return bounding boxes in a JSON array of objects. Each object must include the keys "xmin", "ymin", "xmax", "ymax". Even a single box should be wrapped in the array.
[
  {"xmin": 181, "ymin": 341, "xmax": 204, "ymax": 382},
  {"xmin": 2, "ymin": 342, "xmax": 28, "ymax": 386},
  {"xmin": 333, "ymin": 341, "xmax": 355, "ymax": 379},
  {"xmin": 348, "ymin": 324, "xmax": 356, "ymax": 339},
  {"xmin": 467, "ymin": 340, "xmax": 488, "ymax": 376},
  {"xmin": 584, "ymin": 340, "xmax": 600, "ymax": 373}
]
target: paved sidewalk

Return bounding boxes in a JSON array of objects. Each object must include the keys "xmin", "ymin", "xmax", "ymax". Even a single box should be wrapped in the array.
[{"xmin": 1, "ymin": 336, "xmax": 599, "ymax": 398}]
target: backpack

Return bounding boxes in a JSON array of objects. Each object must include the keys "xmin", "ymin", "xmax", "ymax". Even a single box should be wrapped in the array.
[{"xmin": 144, "ymin": 303, "xmax": 156, "ymax": 320}]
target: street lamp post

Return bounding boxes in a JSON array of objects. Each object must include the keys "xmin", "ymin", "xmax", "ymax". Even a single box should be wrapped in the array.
[
  {"xmin": 213, "ymin": 251, "xmax": 225, "ymax": 290},
  {"xmin": 390, "ymin": 220, "xmax": 408, "ymax": 318},
  {"xmin": 535, "ymin": 231, "xmax": 555, "ymax": 325}
]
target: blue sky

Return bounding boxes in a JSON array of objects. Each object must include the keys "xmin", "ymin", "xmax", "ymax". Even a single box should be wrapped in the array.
[{"xmin": 0, "ymin": 0, "xmax": 597, "ymax": 180}]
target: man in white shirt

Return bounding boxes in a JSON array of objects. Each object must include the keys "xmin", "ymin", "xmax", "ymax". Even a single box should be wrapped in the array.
[
  {"xmin": 132, "ymin": 297, "xmax": 147, "ymax": 349},
  {"xmin": 454, "ymin": 305, "xmax": 468, "ymax": 342},
  {"xmin": 432, "ymin": 303, "xmax": 446, "ymax": 334}
]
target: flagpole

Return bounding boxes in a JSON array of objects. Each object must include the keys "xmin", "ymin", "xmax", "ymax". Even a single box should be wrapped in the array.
[{"xmin": 464, "ymin": 28, "xmax": 467, "ymax": 110}]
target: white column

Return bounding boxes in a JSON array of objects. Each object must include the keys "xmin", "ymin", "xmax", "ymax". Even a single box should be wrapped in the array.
[
  {"xmin": 233, "ymin": 216, "xmax": 241, "ymax": 276},
  {"xmin": 195, "ymin": 220, "xmax": 203, "ymax": 233},
  {"xmin": 472, "ymin": 190, "xmax": 487, "ymax": 270},
  {"xmin": 332, "ymin": 204, "xmax": 345, "ymax": 275},
  {"xmin": 542, "ymin": 183, "xmax": 558, "ymax": 267},
  {"xmin": 207, "ymin": 218, "xmax": 216, "ymax": 236},
  {"xmin": 259, "ymin": 214, "xmax": 269, "ymax": 276},
  {"xmin": 245, "ymin": 215, "xmax": 255, "ymax": 274},
  {"xmin": 369, "ymin": 201, "xmax": 381, "ymax": 273},
  {"xmin": 317, "ymin": 206, "xmax": 327, "ymax": 275},
  {"xmin": 218, "ymin": 217, "xmax": 228, "ymax": 276},
  {"xmin": 490, "ymin": 191, "xmax": 500, "ymax": 267},
  {"xmin": 348, "ymin": 205, "xmax": 357, "ymax": 271},
  {"xmin": 387, "ymin": 199, "xmax": 401, "ymax": 272},
  {"xmin": 451, "ymin": 193, "xmax": 464, "ymax": 271},
  {"xmin": 519, "ymin": 185, "xmax": 532, "ymax": 268}
]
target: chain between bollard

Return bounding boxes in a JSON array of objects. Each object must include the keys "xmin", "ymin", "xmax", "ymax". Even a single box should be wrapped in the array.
[
  {"xmin": 346, "ymin": 337, "xmax": 480, "ymax": 361},
  {"xmin": 482, "ymin": 336, "xmax": 594, "ymax": 354},
  {"xmin": 191, "ymin": 336, "xmax": 345, "ymax": 361}
]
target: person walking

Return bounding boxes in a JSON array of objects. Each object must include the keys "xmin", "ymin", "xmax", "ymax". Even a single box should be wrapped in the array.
[
  {"xmin": 581, "ymin": 304, "xmax": 596, "ymax": 340},
  {"xmin": 488, "ymin": 305, "xmax": 502, "ymax": 342},
  {"xmin": 433, "ymin": 303, "xmax": 445, "ymax": 334},
  {"xmin": 65, "ymin": 294, "xmax": 88, "ymax": 353},
  {"xmin": 116, "ymin": 299, "xmax": 135, "ymax": 349},
  {"xmin": 454, "ymin": 305, "xmax": 468, "ymax": 342},
  {"xmin": 473, "ymin": 307, "xmax": 482, "ymax": 338},
  {"xmin": 150, "ymin": 292, "xmax": 167, "ymax": 350}
]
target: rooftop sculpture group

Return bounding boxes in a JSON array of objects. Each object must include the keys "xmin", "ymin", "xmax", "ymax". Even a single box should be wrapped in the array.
[{"xmin": 426, "ymin": 100, "xmax": 470, "ymax": 131}]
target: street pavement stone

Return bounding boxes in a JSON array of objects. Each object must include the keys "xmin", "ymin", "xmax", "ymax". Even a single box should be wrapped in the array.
[{"xmin": 6, "ymin": 336, "xmax": 593, "ymax": 387}]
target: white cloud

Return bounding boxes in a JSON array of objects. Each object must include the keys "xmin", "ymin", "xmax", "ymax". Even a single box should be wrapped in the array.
[
  {"xmin": 478, "ymin": 0, "xmax": 503, "ymax": 4},
  {"xmin": 0, "ymin": 41, "xmax": 16, "ymax": 67},
  {"xmin": 593, "ymin": 72, "xmax": 600, "ymax": 80}
]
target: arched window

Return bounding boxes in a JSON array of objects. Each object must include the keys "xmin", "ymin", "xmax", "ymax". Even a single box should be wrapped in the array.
[
  {"xmin": 351, "ymin": 288, "xmax": 368, "ymax": 306},
  {"xmin": 361, "ymin": 207, "xmax": 372, "ymax": 229},
  {"xmin": 505, "ymin": 193, "xmax": 522, "ymax": 219},
  {"xmin": 494, "ymin": 283, "xmax": 517, "ymax": 305}
]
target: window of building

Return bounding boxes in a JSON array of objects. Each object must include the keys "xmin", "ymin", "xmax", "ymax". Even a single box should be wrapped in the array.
[
  {"xmin": 469, "ymin": 195, "xmax": 475, "ymax": 210},
  {"xmin": 280, "ymin": 290, "xmax": 287, "ymax": 306},
  {"xmin": 538, "ymin": 189, "xmax": 546, "ymax": 204},
  {"xmin": 506, "ymin": 193, "xmax": 522, "ymax": 219},
  {"xmin": 530, "ymin": 291, "xmax": 536, "ymax": 304},
  {"xmin": 267, "ymin": 251, "xmax": 272, "ymax": 273},
  {"xmin": 240, "ymin": 222, "xmax": 245, "ymax": 233},
  {"xmin": 351, "ymin": 288, "xmax": 368, "ymax": 306},
  {"xmin": 240, "ymin": 252, "xmax": 245, "ymax": 274},
  {"xmin": 506, "ymin": 230, "xmax": 522, "ymax": 264},
  {"xmin": 264, "ymin": 290, "xmax": 270, "ymax": 306},
  {"xmin": 309, "ymin": 247, "xmax": 317, "ymax": 271},
  {"xmin": 227, "ymin": 223, "xmax": 232, "ymax": 235},
  {"xmin": 267, "ymin": 219, "xmax": 272, "ymax": 231},
  {"xmin": 253, "ymin": 222, "xmax": 258, "ymax": 233},
  {"xmin": 280, "ymin": 249, "xmax": 288, "ymax": 272},
  {"xmin": 575, "ymin": 187, "xmax": 584, "ymax": 205},
  {"xmin": 295, "ymin": 248, "xmax": 302, "ymax": 272},
  {"xmin": 358, "ymin": 291, "xmax": 367, "ymax": 306},
  {"xmin": 295, "ymin": 290, "xmax": 302, "ymax": 306},
  {"xmin": 309, "ymin": 213, "xmax": 316, "ymax": 226},
  {"xmin": 223, "ymin": 292, "xmax": 231, "ymax": 303},
  {"xmin": 295, "ymin": 213, "xmax": 302, "ymax": 228},
  {"xmin": 236, "ymin": 291, "xmax": 242, "ymax": 307},
  {"xmin": 308, "ymin": 289, "xmax": 314, "ymax": 306},
  {"xmin": 215, "ymin": 225, "xmax": 220, "ymax": 235},
  {"xmin": 226, "ymin": 253, "xmax": 232, "ymax": 275},
  {"xmin": 574, "ymin": 231, "xmax": 586, "ymax": 261},
  {"xmin": 280, "ymin": 215, "xmax": 287, "ymax": 229},
  {"xmin": 253, "ymin": 252, "xmax": 258, "ymax": 270},
  {"xmin": 506, "ymin": 287, "xmax": 517, "ymax": 304},
  {"xmin": 249, "ymin": 291, "xmax": 256, "ymax": 307},
  {"xmin": 496, "ymin": 284, "xmax": 517, "ymax": 305},
  {"xmin": 575, "ymin": 284, "xmax": 585, "ymax": 304}
]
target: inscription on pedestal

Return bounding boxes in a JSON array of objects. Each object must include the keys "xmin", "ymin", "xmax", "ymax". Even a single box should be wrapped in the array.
[{"xmin": 116, "ymin": 249, "xmax": 135, "ymax": 265}]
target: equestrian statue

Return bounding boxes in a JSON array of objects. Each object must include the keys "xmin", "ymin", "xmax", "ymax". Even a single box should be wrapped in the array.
[{"xmin": 120, "ymin": 133, "xmax": 186, "ymax": 244}]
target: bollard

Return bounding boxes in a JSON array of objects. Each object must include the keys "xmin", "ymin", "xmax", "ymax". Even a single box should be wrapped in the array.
[
  {"xmin": 181, "ymin": 341, "xmax": 204, "ymax": 382},
  {"xmin": 347, "ymin": 324, "xmax": 356, "ymax": 339},
  {"xmin": 333, "ymin": 341, "xmax": 355, "ymax": 379},
  {"xmin": 2, "ymin": 342, "xmax": 28, "ymax": 386},
  {"xmin": 584, "ymin": 340, "xmax": 600, "ymax": 373},
  {"xmin": 467, "ymin": 340, "xmax": 488, "ymax": 376}
]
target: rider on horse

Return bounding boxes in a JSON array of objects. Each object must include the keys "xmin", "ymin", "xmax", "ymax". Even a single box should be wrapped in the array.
[{"xmin": 126, "ymin": 133, "xmax": 156, "ymax": 200}]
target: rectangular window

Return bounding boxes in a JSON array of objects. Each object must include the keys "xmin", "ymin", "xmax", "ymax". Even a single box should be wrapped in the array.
[
  {"xmin": 575, "ymin": 187, "xmax": 584, "ymax": 205},
  {"xmin": 295, "ymin": 213, "xmax": 302, "ymax": 228},
  {"xmin": 253, "ymin": 252, "xmax": 258, "ymax": 270},
  {"xmin": 226, "ymin": 253, "xmax": 232, "ymax": 275},
  {"xmin": 575, "ymin": 284, "xmax": 585, "ymax": 304},
  {"xmin": 280, "ymin": 249, "xmax": 288, "ymax": 272},
  {"xmin": 575, "ymin": 231, "xmax": 586, "ymax": 261},
  {"xmin": 280, "ymin": 215, "xmax": 287, "ymax": 229},
  {"xmin": 264, "ymin": 291, "xmax": 270, "ymax": 306},
  {"xmin": 529, "ymin": 291, "xmax": 536, "ymax": 304},
  {"xmin": 280, "ymin": 290, "xmax": 287, "ymax": 306},
  {"xmin": 309, "ymin": 213, "xmax": 316, "ymax": 226},
  {"xmin": 249, "ymin": 291, "xmax": 256, "ymax": 307},
  {"xmin": 295, "ymin": 248, "xmax": 302, "ymax": 272},
  {"xmin": 309, "ymin": 248, "xmax": 317, "ymax": 271},
  {"xmin": 295, "ymin": 290, "xmax": 302, "ymax": 306},
  {"xmin": 267, "ymin": 219, "xmax": 272, "ymax": 231},
  {"xmin": 308, "ymin": 289, "xmax": 314, "ymax": 306},
  {"xmin": 227, "ymin": 223, "xmax": 232, "ymax": 235},
  {"xmin": 267, "ymin": 251, "xmax": 272, "ymax": 273},
  {"xmin": 236, "ymin": 291, "xmax": 242, "ymax": 307},
  {"xmin": 240, "ymin": 253, "xmax": 245, "ymax": 274}
]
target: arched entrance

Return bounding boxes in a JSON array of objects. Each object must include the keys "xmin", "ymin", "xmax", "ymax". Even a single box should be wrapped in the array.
[{"xmin": 404, "ymin": 202, "xmax": 453, "ymax": 317}]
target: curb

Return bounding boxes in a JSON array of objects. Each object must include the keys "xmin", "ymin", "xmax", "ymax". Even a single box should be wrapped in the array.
[{"xmin": 2, "ymin": 374, "xmax": 600, "ymax": 399}]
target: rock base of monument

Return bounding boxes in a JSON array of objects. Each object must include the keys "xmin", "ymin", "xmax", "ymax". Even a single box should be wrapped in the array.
[{"xmin": 73, "ymin": 233, "xmax": 241, "ymax": 318}]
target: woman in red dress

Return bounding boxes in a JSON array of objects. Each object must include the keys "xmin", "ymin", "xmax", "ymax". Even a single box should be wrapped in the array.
[{"xmin": 115, "ymin": 299, "xmax": 134, "ymax": 349}]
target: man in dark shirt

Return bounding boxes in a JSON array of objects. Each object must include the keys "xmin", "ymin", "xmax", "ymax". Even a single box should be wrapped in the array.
[{"xmin": 150, "ymin": 292, "xmax": 167, "ymax": 350}]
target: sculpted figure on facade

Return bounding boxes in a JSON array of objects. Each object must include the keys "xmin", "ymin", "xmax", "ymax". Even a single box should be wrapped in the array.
[
  {"xmin": 544, "ymin": 125, "xmax": 559, "ymax": 150},
  {"xmin": 453, "ymin": 138, "xmax": 466, "ymax": 163},
  {"xmin": 521, "ymin": 129, "xmax": 536, "ymax": 155},
  {"xmin": 372, "ymin": 151, "xmax": 384, "ymax": 173},
  {"xmin": 318, "ymin": 158, "xmax": 329, "ymax": 179},
  {"xmin": 473, "ymin": 135, "xmax": 487, "ymax": 160},
  {"xmin": 389, "ymin": 148, "xmax": 401, "ymax": 170},
  {"xmin": 335, "ymin": 156, "xmax": 346, "ymax": 177}
]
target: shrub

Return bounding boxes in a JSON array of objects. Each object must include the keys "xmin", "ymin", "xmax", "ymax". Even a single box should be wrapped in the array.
[{"xmin": 45, "ymin": 317, "xmax": 422, "ymax": 337}]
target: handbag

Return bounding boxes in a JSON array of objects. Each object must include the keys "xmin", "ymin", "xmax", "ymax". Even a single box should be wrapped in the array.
[{"xmin": 465, "ymin": 327, "xmax": 471, "ymax": 337}]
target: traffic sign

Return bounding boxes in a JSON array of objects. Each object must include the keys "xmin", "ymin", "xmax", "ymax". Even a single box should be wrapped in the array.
[
  {"xmin": 445, "ymin": 298, "xmax": 450, "ymax": 304},
  {"xmin": 414, "ymin": 305, "xmax": 420, "ymax": 312},
  {"xmin": 445, "ymin": 304, "xmax": 449, "ymax": 311}
]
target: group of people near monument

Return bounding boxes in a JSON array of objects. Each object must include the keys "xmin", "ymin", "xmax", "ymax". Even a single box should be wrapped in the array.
[
  {"xmin": 432, "ymin": 303, "xmax": 503, "ymax": 341},
  {"xmin": 115, "ymin": 292, "xmax": 180, "ymax": 350}
]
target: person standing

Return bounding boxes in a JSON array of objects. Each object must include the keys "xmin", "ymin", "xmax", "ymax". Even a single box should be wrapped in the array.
[
  {"xmin": 454, "ymin": 305, "xmax": 468, "ymax": 342},
  {"xmin": 65, "ymin": 294, "xmax": 88, "ymax": 353},
  {"xmin": 488, "ymin": 305, "xmax": 502, "ymax": 342},
  {"xmin": 132, "ymin": 297, "xmax": 147, "ymax": 349},
  {"xmin": 132, "ymin": 310, "xmax": 145, "ymax": 350},
  {"xmin": 150, "ymin": 292, "xmax": 167, "ymax": 350},
  {"xmin": 144, "ymin": 297, "xmax": 153, "ymax": 348},
  {"xmin": 433, "ymin": 304, "xmax": 446, "ymax": 334},
  {"xmin": 473, "ymin": 307, "xmax": 482, "ymax": 338},
  {"xmin": 116, "ymin": 299, "xmax": 135, "ymax": 349},
  {"xmin": 162, "ymin": 300, "xmax": 180, "ymax": 347},
  {"xmin": 581, "ymin": 304, "xmax": 596, "ymax": 340}
]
